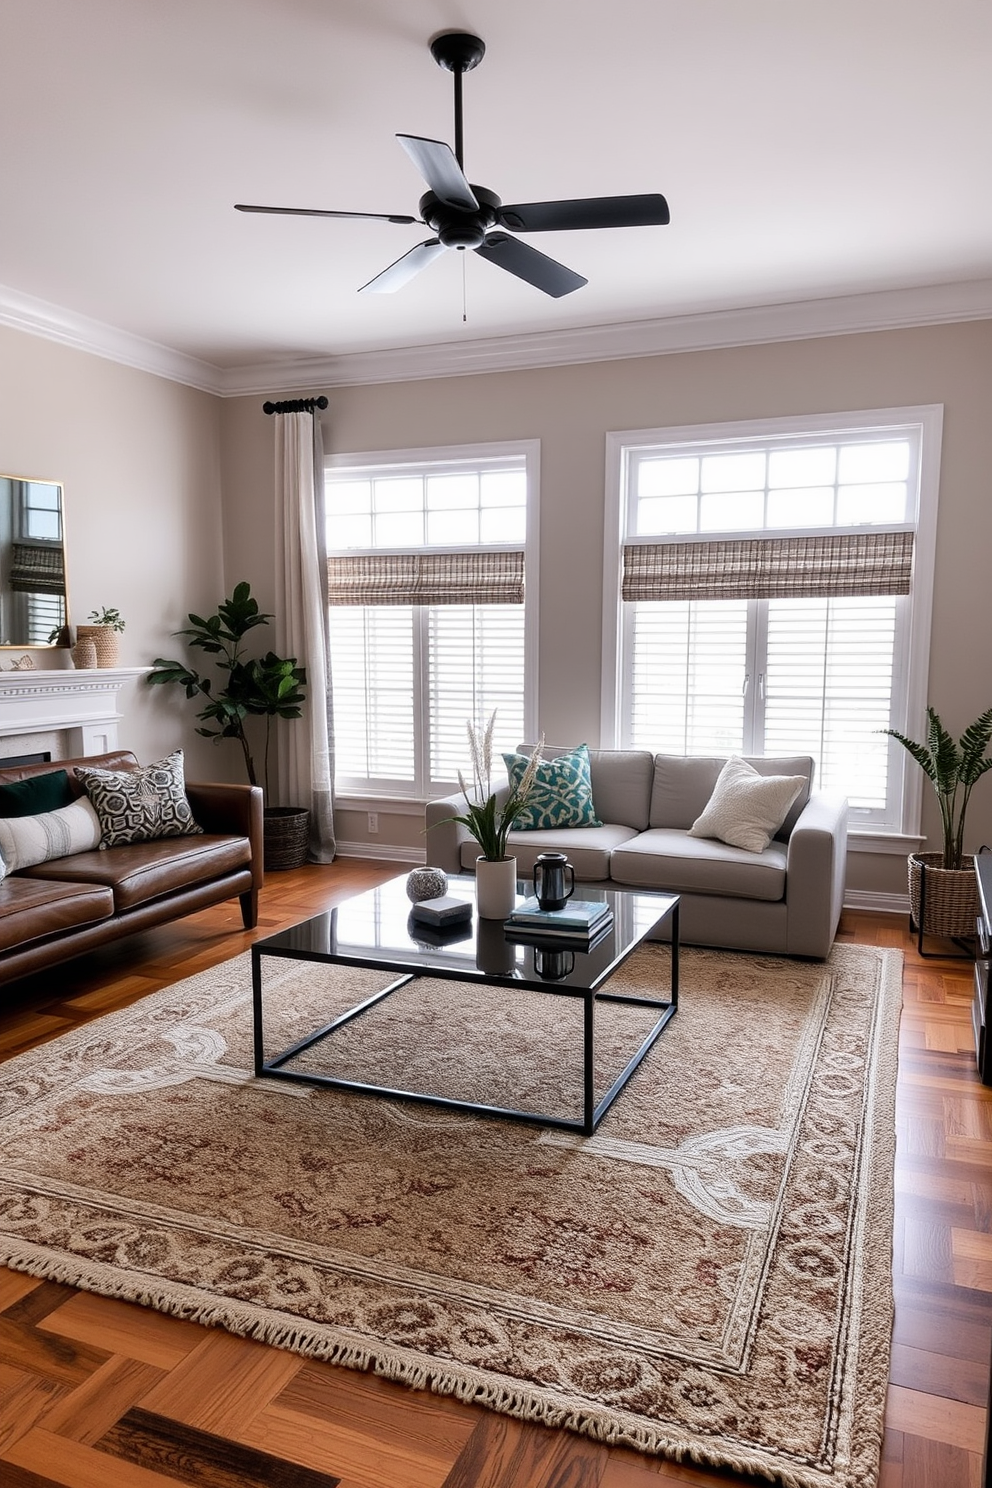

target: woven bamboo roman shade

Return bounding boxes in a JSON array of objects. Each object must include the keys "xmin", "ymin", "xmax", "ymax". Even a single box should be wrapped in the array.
[
  {"xmin": 621, "ymin": 529, "xmax": 914, "ymax": 603},
  {"xmin": 328, "ymin": 549, "xmax": 524, "ymax": 607},
  {"xmin": 8, "ymin": 541, "xmax": 66, "ymax": 595}
]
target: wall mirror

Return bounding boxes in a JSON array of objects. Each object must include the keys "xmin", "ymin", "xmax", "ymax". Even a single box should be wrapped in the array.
[{"xmin": 0, "ymin": 475, "xmax": 67, "ymax": 647}]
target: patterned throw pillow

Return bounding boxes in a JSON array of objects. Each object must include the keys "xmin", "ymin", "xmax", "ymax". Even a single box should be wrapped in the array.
[
  {"xmin": 502, "ymin": 743, "xmax": 603, "ymax": 830},
  {"xmin": 77, "ymin": 750, "xmax": 203, "ymax": 850},
  {"xmin": 0, "ymin": 797, "xmax": 102, "ymax": 871}
]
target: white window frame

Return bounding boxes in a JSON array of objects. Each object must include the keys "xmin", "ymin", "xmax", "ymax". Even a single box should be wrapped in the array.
[
  {"xmin": 601, "ymin": 406, "xmax": 943, "ymax": 851},
  {"xmin": 326, "ymin": 438, "xmax": 540, "ymax": 801}
]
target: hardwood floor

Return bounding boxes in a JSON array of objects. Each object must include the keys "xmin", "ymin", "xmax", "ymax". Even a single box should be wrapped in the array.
[{"xmin": 0, "ymin": 862, "xmax": 988, "ymax": 1487}]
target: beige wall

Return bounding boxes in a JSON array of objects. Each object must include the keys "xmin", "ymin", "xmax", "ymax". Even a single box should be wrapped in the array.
[
  {"xmin": 221, "ymin": 318, "xmax": 992, "ymax": 896},
  {"xmin": 6, "ymin": 313, "xmax": 988, "ymax": 898},
  {"xmin": 0, "ymin": 324, "xmax": 227, "ymax": 777}
]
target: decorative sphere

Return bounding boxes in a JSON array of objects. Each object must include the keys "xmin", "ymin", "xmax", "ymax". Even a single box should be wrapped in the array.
[{"xmin": 406, "ymin": 867, "xmax": 448, "ymax": 902}]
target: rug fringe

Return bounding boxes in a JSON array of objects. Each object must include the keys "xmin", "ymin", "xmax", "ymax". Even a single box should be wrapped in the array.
[{"xmin": 1, "ymin": 1237, "xmax": 866, "ymax": 1487}]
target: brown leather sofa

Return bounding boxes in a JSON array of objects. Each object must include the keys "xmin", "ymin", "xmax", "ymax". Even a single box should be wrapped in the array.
[{"xmin": 0, "ymin": 751, "xmax": 263, "ymax": 984}]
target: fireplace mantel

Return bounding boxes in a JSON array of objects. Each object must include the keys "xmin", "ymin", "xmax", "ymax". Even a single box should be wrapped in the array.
[{"xmin": 0, "ymin": 667, "xmax": 149, "ymax": 758}]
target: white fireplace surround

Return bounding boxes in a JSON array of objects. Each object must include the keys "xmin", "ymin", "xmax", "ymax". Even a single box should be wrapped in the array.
[{"xmin": 0, "ymin": 667, "xmax": 149, "ymax": 762}]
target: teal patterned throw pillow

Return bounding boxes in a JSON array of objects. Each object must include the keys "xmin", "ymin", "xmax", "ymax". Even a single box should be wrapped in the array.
[{"xmin": 503, "ymin": 744, "xmax": 602, "ymax": 830}]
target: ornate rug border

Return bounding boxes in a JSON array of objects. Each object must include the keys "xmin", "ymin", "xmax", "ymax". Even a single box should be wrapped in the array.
[{"xmin": 0, "ymin": 945, "xmax": 904, "ymax": 1488}]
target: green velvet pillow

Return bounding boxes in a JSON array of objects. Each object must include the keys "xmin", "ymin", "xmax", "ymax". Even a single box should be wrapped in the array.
[
  {"xmin": 0, "ymin": 769, "xmax": 74, "ymax": 818},
  {"xmin": 503, "ymin": 743, "xmax": 603, "ymax": 830}
]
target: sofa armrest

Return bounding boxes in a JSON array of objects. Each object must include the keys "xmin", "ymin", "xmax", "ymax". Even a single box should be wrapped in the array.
[
  {"xmin": 186, "ymin": 780, "xmax": 264, "ymax": 893},
  {"xmin": 784, "ymin": 792, "xmax": 848, "ymax": 958},
  {"xmin": 424, "ymin": 789, "xmax": 472, "ymax": 875}
]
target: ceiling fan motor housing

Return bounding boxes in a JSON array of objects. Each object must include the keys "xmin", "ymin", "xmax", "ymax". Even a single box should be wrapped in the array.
[{"xmin": 420, "ymin": 186, "xmax": 501, "ymax": 250}]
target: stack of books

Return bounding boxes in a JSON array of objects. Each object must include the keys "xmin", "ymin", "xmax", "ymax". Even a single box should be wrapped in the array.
[{"xmin": 504, "ymin": 896, "xmax": 613, "ymax": 946}]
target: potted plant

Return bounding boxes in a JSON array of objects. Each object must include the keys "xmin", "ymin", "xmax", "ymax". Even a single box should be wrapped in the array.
[
  {"xmin": 77, "ymin": 606, "xmax": 125, "ymax": 668},
  {"xmin": 437, "ymin": 714, "xmax": 543, "ymax": 918},
  {"xmin": 882, "ymin": 706, "xmax": 992, "ymax": 941},
  {"xmin": 146, "ymin": 582, "xmax": 310, "ymax": 870}
]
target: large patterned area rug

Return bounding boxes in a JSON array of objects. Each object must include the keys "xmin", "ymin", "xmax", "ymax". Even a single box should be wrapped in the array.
[{"xmin": 0, "ymin": 943, "xmax": 901, "ymax": 1488}]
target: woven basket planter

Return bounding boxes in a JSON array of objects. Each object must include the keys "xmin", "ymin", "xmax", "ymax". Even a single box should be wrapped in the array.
[
  {"xmin": 908, "ymin": 852, "xmax": 978, "ymax": 939},
  {"xmin": 263, "ymin": 807, "xmax": 310, "ymax": 871},
  {"xmin": 76, "ymin": 625, "xmax": 120, "ymax": 669}
]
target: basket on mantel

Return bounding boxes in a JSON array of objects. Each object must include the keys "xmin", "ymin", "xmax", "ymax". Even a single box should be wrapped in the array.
[
  {"xmin": 908, "ymin": 852, "xmax": 978, "ymax": 939},
  {"xmin": 263, "ymin": 807, "xmax": 310, "ymax": 871},
  {"xmin": 75, "ymin": 624, "xmax": 120, "ymax": 669}
]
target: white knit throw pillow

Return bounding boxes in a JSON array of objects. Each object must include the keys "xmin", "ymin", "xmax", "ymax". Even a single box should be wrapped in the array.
[{"xmin": 688, "ymin": 756, "xmax": 805, "ymax": 854}]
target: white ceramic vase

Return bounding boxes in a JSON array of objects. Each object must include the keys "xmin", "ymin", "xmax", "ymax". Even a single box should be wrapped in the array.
[{"xmin": 475, "ymin": 855, "xmax": 517, "ymax": 920}]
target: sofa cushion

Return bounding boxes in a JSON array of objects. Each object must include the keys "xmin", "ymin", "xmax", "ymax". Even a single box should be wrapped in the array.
[
  {"xmin": 0, "ymin": 875, "xmax": 115, "ymax": 952},
  {"xmin": 688, "ymin": 756, "xmax": 806, "ymax": 853},
  {"xmin": 18, "ymin": 834, "xmax": 251, "ymax": 912},
  {"xmin": 77, "ymin": 750, "xmax": 203, "ymax": 848},
  {"xmin": 503, "ymin": 743, "xmax": 602, "ymax": 829},
  {"xmin": 649, "ymin": 754, "xmax": 814, "ymax": 834},
  {"xmin": 0, "ymin": 798, "xmax": 102, "ymax": 872},
  {"xmin": 610, "ymin": 828, "xmax": 788, "ymax": 901},
  {"xmin": 0, "ymin": 769, "xmax": 74, "ymax": 818},
  {"xmin": 460, "ymin": 823, "xmax": 639, "ymax": 881}
]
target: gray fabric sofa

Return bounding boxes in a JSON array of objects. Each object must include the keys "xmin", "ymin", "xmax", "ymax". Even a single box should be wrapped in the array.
[{"xmin": 425, "ymin": 749, "xmax": 848, "ymax": 959}]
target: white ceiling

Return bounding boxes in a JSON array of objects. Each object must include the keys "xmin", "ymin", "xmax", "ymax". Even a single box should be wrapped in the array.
[{"xmin": 2, "ymin": 0, "xmax": 991, "ymax": 388}]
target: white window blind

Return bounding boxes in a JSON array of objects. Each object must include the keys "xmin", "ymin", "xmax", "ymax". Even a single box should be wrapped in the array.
[
  {"xmin": 428, "ymin": 606, "xmax": 526, "ymax": 783},
  {"xmin": 606, "ymin": 408, "xmax": 942, "ymax": 838},
  {"xmin": 328, "ymin": 606, "xmax": 416, "ymax": 786},
  {"xmin": 326, "ymin": 442, "xmax": 537, "ymax": 797},
  {"xmin": 628, "ymin": 601, "xmax": 748, "ymax": 755}
]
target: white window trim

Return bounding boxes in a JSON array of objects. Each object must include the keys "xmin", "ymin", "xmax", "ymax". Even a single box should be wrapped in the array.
[
  {"xmin": 326, "ymin": 438, "xmax": 540, "ymax": 799},
  {"xmin": 601, "ymin": 405, "xmax": 943, "ymax": 847}
]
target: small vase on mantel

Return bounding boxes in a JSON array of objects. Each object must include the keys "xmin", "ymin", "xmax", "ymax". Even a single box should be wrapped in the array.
[
  {"xmin": 475, "ymin": 855, "xmax": 517, "ymax": 920},
  {"xmin": 70, "ymin": 635, "xmax": 98, "ymax": 669}
]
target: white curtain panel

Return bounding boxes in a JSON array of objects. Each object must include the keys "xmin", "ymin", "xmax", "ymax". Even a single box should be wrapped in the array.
[{"xmin": 274, "ymin": 410, "xmax": 336, "ymax": 860}]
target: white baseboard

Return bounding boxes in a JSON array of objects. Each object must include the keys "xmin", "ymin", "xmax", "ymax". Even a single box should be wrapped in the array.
[
  {"xmin": 843, "ymin": 889, "xmax": 910, "ymax": 915},
  {"xmin": 334, "ymin": 840, "xmax": 424, "ymax": 865}
]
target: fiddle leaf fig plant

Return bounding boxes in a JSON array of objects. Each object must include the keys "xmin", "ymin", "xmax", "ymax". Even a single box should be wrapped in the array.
[
  {"xmin": 147, "ymin": 581, "xmax": 306, "ymax": 796},
  {"xmin": 882, "ymin": 706, "xmax": 992, "ymax": 870}
]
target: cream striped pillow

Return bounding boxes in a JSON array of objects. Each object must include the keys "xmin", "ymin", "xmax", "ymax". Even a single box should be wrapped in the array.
[{"xmin": 0, "ymin": 797, "xmax": 102, "ymax": 872}]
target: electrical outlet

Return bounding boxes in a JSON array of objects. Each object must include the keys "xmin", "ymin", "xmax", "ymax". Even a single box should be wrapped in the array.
[{"xmin": 368, "ymin": 812, "xmax": 378, "ymax": 834}]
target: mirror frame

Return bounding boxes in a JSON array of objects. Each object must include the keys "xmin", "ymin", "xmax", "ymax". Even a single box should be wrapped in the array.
[{"xmin": 0, "ymin": 473, "xmax": 69, "ymax": 649}]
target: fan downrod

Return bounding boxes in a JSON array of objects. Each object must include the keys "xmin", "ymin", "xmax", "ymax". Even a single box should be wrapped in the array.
[{"xmin": 429, "ymin": 32, "xmax": 485, "ymax": 73}]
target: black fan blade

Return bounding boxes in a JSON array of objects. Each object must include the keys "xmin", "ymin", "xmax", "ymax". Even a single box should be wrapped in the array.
[
  {"xmin": 235, "ymin": 203, "xmax": 418, "ymax": 224},
  {"xmin": 358, "ymin": 238, "xmax": 447, "ymax": 294},
  {"xmin": 396, "ymin": 135, "xmax": 478, "ymax": 211},
  {"xmin": 475, "ymin": 233, "xmax": 587, "ymax": 298},
  {"xmin": 498, "ymin": 193, "xmax": 670, "ymax": 233}
]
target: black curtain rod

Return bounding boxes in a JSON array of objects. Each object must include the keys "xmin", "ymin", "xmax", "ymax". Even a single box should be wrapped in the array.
[{"xmin": 262, "ymin": 396, "xmax": 329, "ymax": 415}]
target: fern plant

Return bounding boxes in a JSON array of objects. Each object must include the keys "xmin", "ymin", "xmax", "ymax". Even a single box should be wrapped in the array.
[{"xmin": 882, "ymin": 706, "xmax": 992, "ymax": 869}]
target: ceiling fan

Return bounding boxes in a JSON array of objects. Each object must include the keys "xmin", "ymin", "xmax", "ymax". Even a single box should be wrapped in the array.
[{"xmin": 235, "ymin": 31, "xmax": 670, "ymax": 299}]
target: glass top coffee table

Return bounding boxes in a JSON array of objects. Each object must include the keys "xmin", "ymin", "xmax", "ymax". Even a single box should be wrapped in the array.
[{"xmin": 251, "ymin": 873, "xmax": 678, "ymax": 1136}]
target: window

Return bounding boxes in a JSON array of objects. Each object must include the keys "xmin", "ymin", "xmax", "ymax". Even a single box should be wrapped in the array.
[
  {"xmin": 603, "ymin": 408, "xmax": 942, "ymax": 840},
  {"xmin": 326, "ymin": 442, "xmax": 538, "ymax": 797}
]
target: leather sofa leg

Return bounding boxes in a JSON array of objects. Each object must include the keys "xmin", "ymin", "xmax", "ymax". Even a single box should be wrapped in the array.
[{"xmin": 240, "ymin": 889, "xmax": 259, "ymax": 929}]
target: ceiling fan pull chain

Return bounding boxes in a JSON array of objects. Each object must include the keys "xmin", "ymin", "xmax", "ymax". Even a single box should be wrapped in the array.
[{"xmin": 462, "ymin": 252, "xmax": 468, "ymax": 323}]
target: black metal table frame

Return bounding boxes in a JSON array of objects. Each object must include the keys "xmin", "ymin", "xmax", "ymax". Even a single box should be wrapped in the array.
[{"xmin": 251, "ymin": 900, "xmax": 678, "ymax": 1137}]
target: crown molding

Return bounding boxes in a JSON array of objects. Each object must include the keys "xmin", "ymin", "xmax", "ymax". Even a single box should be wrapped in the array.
[
  {"xmin": 2, "ymin": 273, "xmax": 992, "ymax": 400},
  {"xmin": 220, "ymin": 276, "xmax": 992, "ymax": 395},
  {"xmin": 0, "ymin": 281, "xmax": 223, "ymax": 394}
]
